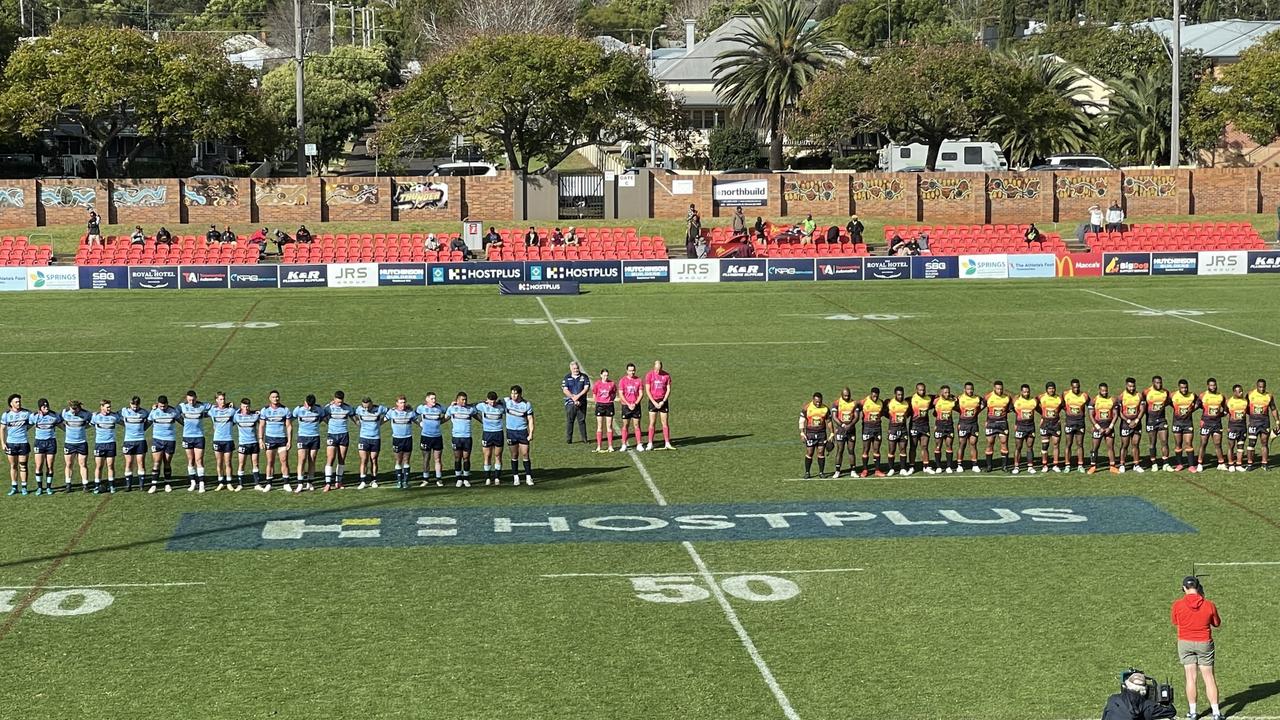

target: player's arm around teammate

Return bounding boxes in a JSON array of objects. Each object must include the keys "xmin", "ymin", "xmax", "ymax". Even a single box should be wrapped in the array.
[
  {"xmin": 356, "ymin": 396, "xmax": 386, "ymax": 489},
  {"xmin": 61, "ymin": 400, "xmax": 91, "ymax": 492},
  {"xmin": 30, "ymin": 398, "xmax": 60, "ymax": 495},
  {"xmin": 179, "ymin": 391, "xmax": 211, "ymax": 493},
  {"xmin": 2, "ymin": 393, "xmax": 31, "ymax": 495}
]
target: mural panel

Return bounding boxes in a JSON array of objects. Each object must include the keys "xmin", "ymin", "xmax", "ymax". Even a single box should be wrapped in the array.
[
  {"xmin": 328, "ymin": 183, "xmax": 379, "ymax": 205},
  {"xmin": 112, "ymin": 185, "xmax": 167, "ymax": 207},
  {"xmin": 255, "ymin": 181, "xmax": 309, "ymax": 206},
  {"xmin": 0, "ymin": 187, "xmax": 26, "ymax": 209},
  {"xmin": 988, "ymin": 177, "xmax": 1042, "ymax": 200},
  {"xmin": 783, "ymin": 179, "xmax": 838, "ymax": 202},
  {"xmin": 393, "ymin": 181, "xmax": 448, "ymax": 210},
  {"xmin": 1123, "ymin": 175, "xmax": 1177, "ymax": 198},
  {"xmin": 40, "ymin": 185, "xmax": 97, "ymax": 208},
  {"xmin": 919, "ymin": 178, "xmax": 972, "ymax": 200},
  {"xmin": 851, "ymin": 178, "xmax": 905, "ymax": 202},
  {"xmin": 1055, "ymin": 175, "xmax": 1109, "ymax": 198},
  {"xmin": 184, "ymin": 177, "xmax": 240, "ymax": 207}
]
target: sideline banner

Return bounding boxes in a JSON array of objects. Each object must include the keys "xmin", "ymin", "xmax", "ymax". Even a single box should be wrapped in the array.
[
  {"xmin": 1103, "ymin": 253, "xmax": 1151, "ymax": 276},
  {"xmin": 816, "ymin": 257, "xmax": 863, "ymax": 281},
  {"xmin": 912, "ymin": 255, "xmax": 959, "ymax": 280},
  {"xmin": 499, "ymin": 280, "xmax": 580, "ymax": 295},
  {"xmin": 429, "ymin": 262, "xmax": 525, "ymax": 285},
  {"xmin": 78, "ymin": 265, "xmax": 129, "ymax": 289},
  {"xmin": 528, "ymin": 261, "xmax": 621, "ymax": 284},
  {"xmin": 1055, "ymin": 252, "xmax": 1102, "ymax": 277}
]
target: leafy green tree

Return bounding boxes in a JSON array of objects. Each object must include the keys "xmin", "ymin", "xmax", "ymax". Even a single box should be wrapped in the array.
[
  {"xmin": 707, "ymin": 125, "xmax": 760, "ymax": 169},
  {"xmin": 180, "ymin": 0, "xmax": 268, "ymax": 31},
  {"xmin": 790, "ymin": 61, "xmax": 874, "ymax": 156},
  {"xmin": 1207, "ymin": 30, "xmax": 1280, "ymax": 148},
  {"xmin": 1099, "ymin": 73, "xmax": 1172, "ymax": 165},
  {"xmin": 380, "ymin": 34, "xmax": 684, "ymax": 175},
  {"xmin": 832, "ymin": 0, "xmax": 948, "ymax": 51},
  {"xmin": 989, "ymin": 53, "xmax": 1095, "ymax": 166},
  {"xmin": 578, "ymin": 0, "xmax": 671, "ymax": 38},
  {"xmin": 713, "ymin": 0, "xmax": 842, "ymax": 170}
]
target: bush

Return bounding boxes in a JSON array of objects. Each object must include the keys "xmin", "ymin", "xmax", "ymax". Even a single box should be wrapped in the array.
[
  {"xmin": 707, "ymin": 125, "xmax": 761, "ymax": 170},
  {"xmin": 833, "ymin": 152, "xmax": 877, "ymax": 171}
]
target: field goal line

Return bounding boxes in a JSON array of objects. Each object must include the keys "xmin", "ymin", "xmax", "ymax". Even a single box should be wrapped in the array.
[
  {"xmin": 541, "ymin": 567, "xmax": 865, "ymax": 579},
  {"xmin": 1195, "ymin": 561, "xmax": 1280, "ymax": 567},
  {"xmin": 535, "ymin": 296, "xmax": 803, "ymax": 720},
  {"xmin": 0, "ymin": 581, "xmax": 206, "ymax": 589},
  {"xmin": 1083, "ymin": 289, "xmax": 1280, "ymax": 348}
]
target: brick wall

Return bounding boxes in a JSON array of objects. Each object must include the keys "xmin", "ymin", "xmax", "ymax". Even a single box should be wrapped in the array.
[
  {"xmin": 850, "ymin": 172, "xmax": 917, "ymax": 220},
  {"xmin": 464, "ymin": 174, "xmax": 514, "ymax": 222},
  {"xmin": 111, "ymin": 179, "xmax": 180, "ymax": 226},
  {"xmin": 712, "ymin": 173, "xmax": 776, "ymax": 218},
  {"xmin": 1054, "ymin": 172, "xmax": 1119, "ymax": 224},
  {"xmin": 0, "ymin": 180, "xmax": 37, "ymax": 229},
  {"xmin": 253, "ymin": 177, "xmax": 322, "ymax": 225},
  {"xmin": 780, "ymin": 173, "xmax": 847, "ymax": 218},
  {"xmin": 987, "ymin": 173, "xmax": 1053, "ymax": 225},
  {"xmin": 1257, "ymin": 168, "xmax": 1280, "ymax": 216},
  {"xmin": 389, "ymin": 176, "xmax": 459, "ymax": 222},
  {"xmin": 651, "ymin": 173, "xmax": 711, "ymax": 220},
  {"xmin": 183, "ymin": 176, "xmax": 251, "ymax": 226},
  {"xmin": 323, "ymin": 177, "xmax": 388, "ymax": 222},
  {"xmin": 1195, "ymin": 168, "xmax": 1259, "ymax": 214},
  {"xmin": 918, "ymin": 172, "xmax": 985, "ymax": 224},
  {"xmin": 39, "ymin": 180, "xmax": 108, "ymax": 228},
  {"xmin": 1121, "ymin": 170, "xmax": 1189, "ymax": 217}
]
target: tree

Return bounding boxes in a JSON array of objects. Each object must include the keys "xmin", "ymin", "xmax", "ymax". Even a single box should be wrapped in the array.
[
  {"xmin": 180, "ymin": 0, "xmax": 268, "ymax": 31},
  {"xmin": 790, "ymin": 61, "xmax": 874, "ymax": 156},
  {"xmin": 261, "ymin": 46, "xmax": 393, "ymax": 170},
  {"xmin": 713, "ymin": 0, "xmax": 842, "ymax": 170},
  {"xmin": 989, "ymin": 53, "xmax": 1095, "ymax": 166},
  {"xmin": 707, "ymin": 125, "xmax": 761, "ymax": 169},
  {"xmin": 1099, "ymin": 73, "xmax": 1172, "ymax": 165},
  {"xmin": 379, "ymin": 34, "xmax": 685, "ymax": 175},
  {"xmin": 0, "ymin": 26, "xmax": 274, "ymax": 176},
  {"xmin": 1207, "ymin": 30, "xmax": 1280, "ymax": 149},
  {"xmin": 413, "ymin": 0, "xmax": 576, "ymax": 51},
  {"xmin": 578, "ymin": 0, "xmax": 671, "ymax": 38},
  {"xmin": 832, "ymin": 0, "xmax": 949, "ymax": 51}
]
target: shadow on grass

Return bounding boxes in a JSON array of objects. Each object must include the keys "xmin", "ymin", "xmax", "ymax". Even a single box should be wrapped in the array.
[
  {"xmin": 667, "ymin": 433, "xmax": 751, "ymax": 448},
  {"xmin": 0, "ymin": 465, "xmax": 628, "ymax": 571},
  {"xmin": 1220, "ymin": 679, "xmax": 1280, "ymax": 718}
]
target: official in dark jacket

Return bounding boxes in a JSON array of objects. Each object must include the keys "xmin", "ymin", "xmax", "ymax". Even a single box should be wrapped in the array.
[{"xmin": 1101, "ymin": 670, "xmax": 1177, "ymax": 720}]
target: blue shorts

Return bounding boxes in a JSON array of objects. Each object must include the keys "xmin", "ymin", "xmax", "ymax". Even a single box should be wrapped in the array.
[
  {"xmin": 34, "ymin": 438, "xmax": 56, "ymax": 455},
  {"xmin": 392, "ymin": 437, "xmax": 412, "ymax": 454},
  {"xmin": 298, "ymin": 436, "xmax": 320, "ymax": 451},
  {"xmin": 123, "ymin": 440, "xmax": 147, "ymax": 456},
  {"xmin": 264, "ymin": 436, "xmax": 287, "ymax": 450},
  {"xmin": 5, "ymin": 443, "xmax": 30, "ymax": 456},
  {"xmin": 94, "ymin": 442, "xmax": 117, "ymax": 458},
  {"xmin": 238, "ymin": 442, "xmax": 260, "ymax": 455},
  {"xmin": 506, "ymin": 428, "xmax": 529, "ymax": 446},
  {"xmin": 326, "ymin": 433, "xmax": 349, "ymax": 448},
  {"xmin": 482, "ymin": 431, "xmax": 504, "ymax": 448},
  {"xmin": 451, "ymin": 437, "xmax": 472, "ymax": 452},
  {"xmin": 419, "ymin": 435, "xmax": 443, "ymax": 452},
  {"xmin": 182, "ymin": 437, "xmax": 205, "ymax": 450},
  {"xmin": 65, "ymin": 441, "xmax": 88, "ymax": 456},
  {"xmin": 358, "ymin": 438, "xmax": 381, "ymax": 453},
  {"xmin": 151, "ymin": 440, "xmax": 176, "ymax": 454},
  {"xmin": 213, "ymin": 440, "xmax": 235, "ymax": 454}
]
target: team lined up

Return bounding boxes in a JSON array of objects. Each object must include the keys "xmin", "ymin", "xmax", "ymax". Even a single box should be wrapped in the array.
[
  {"xmin": 0, "ymin": 387, "xmax": 537, "ymax": 495},
  {"xmin": 799, "ymin": 377, "xmax": 1280, "ymax": 479}
]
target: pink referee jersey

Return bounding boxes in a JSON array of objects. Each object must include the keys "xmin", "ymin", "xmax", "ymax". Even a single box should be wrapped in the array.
[
  {"xmin": 593, "ymin": 381, "xmax": 617, "ymax": 404},
  {"xmin": 645, "ymin": 371, "xmax": 671, "ymax": 400},
  {"xmin": 618, "ymin": 377, "xmax": 644, "ymax": 405}
]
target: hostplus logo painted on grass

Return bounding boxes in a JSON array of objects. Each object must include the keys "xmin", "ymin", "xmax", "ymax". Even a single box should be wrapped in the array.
[{"xmin": 167, "ymin": 496, "xmax": 1191, "ymax": 551}]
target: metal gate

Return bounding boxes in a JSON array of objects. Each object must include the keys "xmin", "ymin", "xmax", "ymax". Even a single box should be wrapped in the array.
[{"xmin": 558, "ymin": 172, "xmax": 605, "ymax": 220}]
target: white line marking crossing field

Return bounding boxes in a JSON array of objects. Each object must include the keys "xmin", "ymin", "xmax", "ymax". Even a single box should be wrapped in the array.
[
  {"xmin": 991, "ymin": 336, "xmax": 1155, "ymax": 341},
  {"xmin": 1195, "ymin": 561, "xmax": 1280, "ymax": 567},
  {"xmin": 1084, "ymin": 290, "xmax": 1280, "ymax": 347},
  {"xmin": 536, "ymin": 296, "xmax": 801, "ymax": 720},
  {"xmin": 659, "ymin": 340, "xmax": 828, "ymax": 346},
  {"xmin": 541, "ymin": 568, "xmax": 865, "ymax": 579},
  {"xmin": 0, "ymin": 350, "xmax": 136, "ymax": 356},
  {"xmin": 0, "ymin": 581, "xmax": 207, "ymax": 589},
  {"xmin": 312, "ymin": 346, "xmax": 487, "ymax": 351}
]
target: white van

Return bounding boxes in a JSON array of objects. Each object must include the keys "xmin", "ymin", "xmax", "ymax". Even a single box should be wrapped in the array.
[
  {"xmin": 430, "ymin": 162, "xmax": 498, "ymax": 177},
  {"xmin": 877, "ymin": 140, "xmax": 1008, "ymax": 172}
]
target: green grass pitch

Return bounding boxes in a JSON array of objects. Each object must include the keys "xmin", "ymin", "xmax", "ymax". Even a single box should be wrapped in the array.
[{"xmin": 2, "ymin": 277, "xmax": 1280, "ymax": 720}]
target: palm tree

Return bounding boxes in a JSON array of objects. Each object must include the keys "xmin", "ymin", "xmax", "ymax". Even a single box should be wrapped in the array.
[
  {"xmin": 713, "ymin": 0, "xmax": 843, "ymax": 170},
  {"xmin": 991, "ymin": 53, "xmax": 1097, "ymax": 167},
  {"xmin": 1101, "ymin": 73, "xmax": 1173, "ymax": 166}
]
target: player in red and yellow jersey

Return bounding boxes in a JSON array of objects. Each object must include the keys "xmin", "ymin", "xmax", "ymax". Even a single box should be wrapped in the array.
[
  {"xmin": 831, "ymin": 387, "xmax": 859, "ymax": 479},
  {"xmin": 1246, "ymin": 378, "xmax": 1278, "ymax": 471},
  {"xmin": 1143, "ymin": 375, "xmax": 1172, "ymax": 471},
  {"xmin": 956, "ymin": 382, "xmax": 985, "ymax": 472},
  {"xmin": 1037, "ymin": 381, "xmax": 1065, "ymax": 473},
  {"xmin": 1168, "ymin": 379, "xmax": 1198, "ymax": 472},
  {"xmin": 931, "ymin": 385, "xmax": 958, "ymax": 474},
  {"xmin": 1062, "ymin": 379, "xmax": 1090, "ymax": 472},
  {"xmin": 908, "ymin": 383, "xmax": 934, "ymax": 474},
  {"xmin": 983, "ymin": 381, "xmax": 1011, "ymax": 472},
  {"xmin": 1117, "ymin": 377, "xmax": 1146, "ymax": 473},
  {"xmin": 1226, "ymin": 384, "xmax": 1249, "ymax": 471},
  {"xmin": 1088, "ymin": 382, "xmax": 1118, "ymax": 474},
  {"xmin": 798, "ymin": 392, "xmax": 833, "ymax": 479},
  {"xmin": 1196, "ymin": 378, "xmax": 1227, "ymax": 472},
  {"xmin": 858, "ymin": 388, "xmax": 885, "ymax": 478},
  {"xmin": 885, "ymin": 387, "xmax": 911, "ymax": 475},
  {"xmin": 1011, "ymin": 384, "xmax": 1039, "ymax": 474}
]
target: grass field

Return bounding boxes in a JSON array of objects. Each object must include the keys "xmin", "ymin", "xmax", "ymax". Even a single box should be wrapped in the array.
[{"xmin": 3, "ymin": 277, "xmax": 1280, "ymax": 720}]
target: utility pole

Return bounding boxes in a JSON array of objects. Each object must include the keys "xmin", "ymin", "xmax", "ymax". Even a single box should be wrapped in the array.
[
  {"xmin": 349, "ymin": 5, "xmax": 356, "ymax": 44},
  {"xmin": 295, "ymin": 0, "xmax": 306, "ymax": 177},
  {"xmin": 18, "ymin": 0, "xmax": 24, "ymax": 37},
  {"xmin": 328, "ymin": 2, "xmax": 335, "ymax": 51},
  {"xmin": 369, "ymin": 6, "xmax": 376, "ymax": 45},
  {"xmin": 1170, "ymin": 0, "xmax": 1181, "ymax": 169}
]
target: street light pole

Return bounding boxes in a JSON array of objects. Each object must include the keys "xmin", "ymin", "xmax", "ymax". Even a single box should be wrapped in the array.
[
  {"xmin": 1170, "ymin": 2, "xmax": 1181, "ymax": 169},
  {"xmin": 295, "ymin": 0, "xmax": 306, "ymax": 177},
  {"xmin": 648, "ymin": 23, "xmax": 668, "ymax": 169}
]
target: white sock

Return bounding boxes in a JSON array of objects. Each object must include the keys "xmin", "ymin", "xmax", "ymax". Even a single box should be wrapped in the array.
[
  {"xmin": 324, "ymin": 465, "xmax": 333, "ymax": 482},
  {"xmin": 1189, "ymin": 703, "xmax": 1196, "ymax": 717},
  {"xmin": 337, "ymin": 464, "xmax": 344, "ymax": 479},
  {"xmin": 1211, "ymin": 703, "xmax": 1220, "ymax": 715}
]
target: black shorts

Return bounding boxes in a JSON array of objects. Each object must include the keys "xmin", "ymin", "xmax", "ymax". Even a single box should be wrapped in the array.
[
  {"xmin": 358, "ymin": 438, "xmax": 381, "ymax": 453},
  {"xmin": 298, "ymin": 436, "xmax": 320, "ymax": 451},
  {"xmin": 452, "ymin": 437, "xmax": 473, "ymax": 452},
  {"xmin": 909, "ymin": 423, "xmax": 930, "ymax": 439},
  {"xmin": 420, "ymin": 436, "xmax": 444, "ymax": 452},
  {"xmin": 933, "ymin": 422, "xmax": 954, "ymax": 439},
  {"xmin": 506, "ymin": 429, "xmax": 530, "ymax": 446},
  {"xmin": 151, "ymin": 440, "xmax": 176, "ymax": 454},
  {"xmin": 1014, "ymin": 423, "xmax": 1035, "ymax": 440},
  {"xmin": 803, "ymin": 430, "xmax": 827, "ymax": 448},
  {"xmin": 34, "ymin": 438, "xmax": 56, "ymax": 455},
  {"xmin": 648, "ymin": 400, "xmax": 670, "ymax": 413},
  {"xmin": 264, "ymin": 436, "xmax": 288, "ymax": 450},
  {"xmin": 1248, "ymin": 421, "xmax": 1270, "ymax": 437},
  {"xmin": 238, "ymin": 442, "xmax": 260, "ymax": 455},
  {"xmin": 1064, "ymin": 422, "xmax": 1085, "ymax": 436},
  {"xmin": 5, "ymin": 443, "xmax": 30, "ymax": 456},
  {"xmin": 621, "ymin": 404, "xmax": 642, "ymax": 420},
  {"xmin": 94, "ymin": 442, "xmax": 116, "ymax": 458},
  {"xmin": 1092, "ymin": 427, "xmax": 1114, "ymax": 440},
  {"xmin": 1146, "ymin": 419, "xmax": 1168, "ymax": 433},
  {"xmin": 887, "ymin": 426, "xmax": 907, "ymax": 442},
  {"xmin": 65, "ymin": 441, "xmax": 88, "ymax": 456},
  {"xmin": 1200, "ymin": 422, "xmax": 1223, "ymax": 437},
  {"xmin": 213, "ymin": 440, "xmax": 235, "ymax": 454},
  {"xmin": 482, "ymin": 431, "xmax": 504, "ymax": 448},
  {"xmin": 957, "ymin": 422, "xmax": 979, "ymax": 439},
  {"xmin": 1227, "ymin": 426, "xmax": 1247, "ymax": 442},
  {"xmin": 984, "ymin": 420, "xmax": 1008, "ymax": 437},
  {"xmin": 1039, "ymin": 423, "xmax": 1061, "ymax": 438},
  {"xmin": 595, "ymin": 403, "xmax": 615, "ymax": 418},
  {"xmin": 833, "ymin": 428, "xmax": 853, "ymax": 443},
  {"xmin": 861, "ymin": 426, "xmax": 881, "ymax": 442},
  {"xmin": 182, "ymin": 437, "xmax": 205, "ymax": 450},
  {"xmin": 392, "ymin": 437, "xmax": 413, "ymax": 454},
  {"xmin": 327, "ymin": 433, "xmax": 350, "ymax": 448},
  {"xmin": 122, "ymin": 440, "xmax": 147, "ymax": 456},
  {"xmin": 1172, "ymin": 423, "xmax": 1194, "ymax": 435},
  {"xmin": 1119, "ymin": 422, "xmax": 1141, "ymax": 438}
]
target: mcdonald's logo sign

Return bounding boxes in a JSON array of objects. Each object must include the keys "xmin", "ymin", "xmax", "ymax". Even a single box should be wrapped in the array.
[{"xmin": 1056, "ymin": 252, "xmax": 1102, "ymax": 277}]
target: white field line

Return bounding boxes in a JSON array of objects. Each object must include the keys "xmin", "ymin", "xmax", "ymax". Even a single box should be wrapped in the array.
[
  {"xmin": 537, "ymin": 296, "xmax": 799, "ymax": 720},
  {"xmin": 991, "ymin": 336, "xmax": 1154, "ymax": 341},
  {"xmin": 541, "ymin": 568, "xmax": 865, "ymax": 579},
  {"xmin": 312, "ymin": 346, "xmax": 487, "ymax": 351},
  {"xmin": 0, "ymin": 350, "xmax": 136, "ymax": 355},
  {"xmin": 659, "ymin": 341, "xmax": 828, "ymax": 347},
  {"xmin": 1196, "ymin": 561, "xmax": 1280, "ymax": 567},
  {"xmin": 1084, "ymin": 289, "xmax": 1280, "ymax": 348},
  {"xmin": 0, "ymin": 581, "xmax": 207, "ymax": 589}
]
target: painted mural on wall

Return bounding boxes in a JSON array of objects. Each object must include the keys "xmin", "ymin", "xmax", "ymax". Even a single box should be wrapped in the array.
[
  {"xmin": 183, "ymin": 176, "xmax": 240, "ymax": 207},
  {"xmin": 1123, "ymin": 174, "xmax": 1177, "ymax": 198},
  {"xmin": 851, "ymin": 177, "xmax": 905, "ymax": 202},
  {"xmin": 255, "ymin": 181, "xmax": 309, "ymax": 207},
  {"xmin": 112, "ymin": 185, "xmax": 167, "ymax": 207},
  {"xmin": 1055, "ymin": 176, "xmax": 1109, "ymax": 199},
  {"xmin": 919, "ymin": 178, "xmax": 972, "ymax": 201},
  {"xmin": 987, "ymin": 177, "xmax": 1042, "ymax": 200},
  {"xmin": 783, "ymin": 179, "xmax": 838, "ymax": 203},
  {"xmin": 327, "ymin": 183, "xmax": 379, "ymax": 205},
  {"xmin": 393, "ymin": 181, "xmax": 448, "ymax": 210},
  {"xmin": 0, "ymin": 187, "xmax": 26, "ymax": 209},
  {"xmin": 40, "ymin": 185, "xmax": 97, "ymax": 208}
]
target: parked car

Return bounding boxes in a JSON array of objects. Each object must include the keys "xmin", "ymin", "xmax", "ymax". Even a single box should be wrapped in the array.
[
  {"xmin": 1042, "ymin": 155, "xmax": 1116, "ymax": 170},
  {"xmin": 430, "ymin": 162, "xmax": 498, "ymax": 177}
]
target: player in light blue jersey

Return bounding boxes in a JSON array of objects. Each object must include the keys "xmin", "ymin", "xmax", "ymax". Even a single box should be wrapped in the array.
[
  {"xmin": 90, "ymin": 399, "xmax": 123, "ymax": 494},
  {"xmin": 30, "ymin": 399, "xmax": 60, "ymax": 495},
  {"xmin": 291, "ymin": 394, "xmax": 324, "ymax": 493},
  {"xmin": 504, "ymin": 384, "xmax": 536, "ymax": 486},
  {"xmin": 384, "ymin": 395, "xmax": 417, "ymax": 489},
  {"xmin": 233, "ymin": 397, "xmax": 261, "ymax": 491},
  {"xmin": 61, "ymin": 400, "xmax": 92, "ymax": 492},
  {"xmin": 209, "ymin": 392, "xmax": 237, "ymax": 490},
  {"xmin": 120, "ymin": 395, "xmax": 150, "ymax": 491},
  {"xmin": 179, "ymin": 390, "xmax": 211, "ymax": 492},
  {"xmin": 415, "ymin": 392, "xmax": 447, "ymax": 487},
  {"xmin": 323, "ymin": 390, "xmax": 355, "ymax": 492},
  {"xmin": 445, "ymin": 392, "xmax": 476, "ymax": 488},
  {"xmin": 355, "ymin": 397, "xmax": 386, "ymax": 489},
  {"xmin": 478, "ymin": 391, "xmax": 506, "ymax": 486},
  {"xmin": 259, "ymin": 390, "xmax": 292, "ymax": 492},
  {"xmin": 148, "ymin": 395, "xmax": 181, "ymax": 494},
  {"xmin": 2, "ymin": 393, "xmax": 32, "ymax": 496}
]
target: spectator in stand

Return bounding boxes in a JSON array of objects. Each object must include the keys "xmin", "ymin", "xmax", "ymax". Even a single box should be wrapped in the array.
[
  {"xmin": 888, "ymin": 234, "xmax": 906, "ymax": 256},
  {"xmin": 825, "ymin": 224, "xmax": 841, "ymax": 243},
  {"xmin": 484, "ymin": 230, "xmax": 503, "ymax": 260},
  {"xmin": 685, "ymin": 212, "xmax": 701, "ymax": 258},
  {"xmin": 732, "ymin": 207, "xmax": 747, "ymax": 237},
  {"xmin": 524, "ymin": 226, "xmax": 540, "ymax": 247},
  {"xmin": 483, "ymin": 226, "xmax": 501, "ymax": 249},
  {"xmin": 754, "ymin": 216, "xmax": 767, "ymax": 244},
  {"xmin": 424, "ymin": 233, "xmax": 440, "ymax": 252},
  {"xmin": 1106, "ymin": 201, "xmax": 1126, "ymax": 233},
  {"xmin": 564, "ymin": 227, "xmax": 581, "ymax": 246},
  {"xmin": 296, "ymin": 225, "xmax": 313, "ymax": 244},
  {"xmin": 1024, "ymin": 223, "xmax": 1044, "ymax": 249},
  {"xmin": 205, "ymin": 225, "xmax": 221, "ymax": 245},
  {"xmin": 249, "ymin": 226, "xmax": 270, "ymax": 250},
  {"xmin": 551, "ymin": 227, "xmax": 565, "ymax": 246},
  {"xmin": 129, "ymin": 226, "xmax": 146, "ymax": 246},
  {"xmin": 221, "ymin": 226, "xmax": 238, "ymax": 244},
  {"xmin": 449, "ymin": 234, "xmax": 472, "ymax": 260},
  {"xmin": 903, "ymin": 236, "xmax": 922, "ymax": 256},
  {"xmin": 1172, "ymin": 576, "xmax": 1223, "ymax": 720},
  {"xmin": 801, "ymin": 214, "xmax": 817, "ymax": 244},
  {"xmin": 846, "ymin": 215, "xmax": 864, "ymax": 246},
  {"xmin": 86, "ymin": 210, "xmax": 103, "ymax": 247},
  {"xmin": 686, "ymin": 204, "xmax": 697, "ymax": 224},
  {"xmin": 155, "ymin": 227, "xmax": 173, "ymax": 246},
  {"xmin": 1088, "ymin": 204, "xmax": 1104, "ymax": 234},
  {"xmin": 273, "ymin": 229, "xmax": 293, "ymax": 255}
]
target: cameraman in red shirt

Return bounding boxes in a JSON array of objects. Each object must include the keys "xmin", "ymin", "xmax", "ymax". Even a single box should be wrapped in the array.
[{"xmin": 1171, "ymin": 576, "xmax": 1222, "ymax": 720}]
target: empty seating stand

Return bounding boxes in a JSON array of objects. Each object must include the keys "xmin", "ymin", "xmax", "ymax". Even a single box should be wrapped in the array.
[
  {"xmin": 0, "ymin": 236, "xmax": 54, "ymax": 266},
  {"xmin": 885, "ymin": 224, "xmax": 1068, "ymax": 254},
  {"xmin": 283, "ymin": 228, "xmax": 669, "ymax": 263},
  {"xmin": 1086, "ymin": 222, "xmax": 1265, "ymax": 251},
  {"xmin": 75, "ymin": 236, "xmax": 261, "ymax": 266}
]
